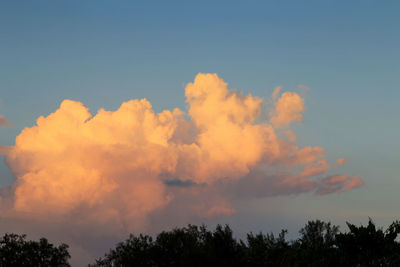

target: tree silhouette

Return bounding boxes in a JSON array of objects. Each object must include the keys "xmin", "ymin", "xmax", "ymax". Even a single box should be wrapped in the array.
[
  {"xmin": 90, "ymin": 224, "xmax": 246, "ymax": 267},
  {"xmin": 245, "ymin": 229, "xmax": 291, "ymax": 267},
  {"xmin": 3, "ymin": 218, "xmax": 400, "ymax": 266},
  {"xmin": 89, "ymin": 219, "xmax": 400, "ymax": 267},
  {"xmin": 292, "ymin": 220, "xmax": 340, "ymax": 266},
  {"xmin": 336, "ymin": 219, "xmax": 400, "ymax": 266},
  {"xmin": 0, "ymin": 233, "xmax": 70, "ymax": 267}
]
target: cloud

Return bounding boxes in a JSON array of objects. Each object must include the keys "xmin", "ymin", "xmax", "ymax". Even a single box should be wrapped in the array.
[
  {"xmin": 336, "ymin": 157, "xmax": 352, "ymax": 166},
  {"xmin": 0, "ymin": 146, "xmax": 12, "ymax": 155},
  {"xmin": 269, "ymin": 91, "xmax": 304, "ymax": 128},
  {"xmin": 316, "ymin": 175, "xmax": 364, "ymax": 195},
  {"xmin": 272, "ymin": 86, "xmax": 282, "ymax": 102},
  {"xmin": 0, "ymin": 73, "xmax": 363, "ymax": 264},
  {"xmin": 5, "ymin": 98, "xmax": 178, "ymax": 229},
  {"xmin": 0, "ymin": 115, "xmax": 12, "ymax": 127}
]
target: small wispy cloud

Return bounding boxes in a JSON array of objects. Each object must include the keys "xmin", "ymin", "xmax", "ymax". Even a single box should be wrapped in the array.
[
  {"xmin": 336, "ymin": 157, "xmax": 352, "ymax": 166},
  {"xmin": 0, "ymin": 115, "xmax": 12, "ymax": 127}
]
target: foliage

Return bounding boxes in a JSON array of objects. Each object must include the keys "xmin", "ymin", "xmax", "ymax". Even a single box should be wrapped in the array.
[
  {"xmin": 3, "ymin": 219, "xmax": 400, "ymax": 266},
  {"xmin": 0, "ymin": 233, "xmax": 70, "ymax": 267},
  {"xmin": 89, "ymin": 224, "xmax": 245, "ymax": 267},
  {"xmin": 336, "ymin": 219, "xmax": 400, "ymax": 266},
  {"xmin": 90, "ymin": 219, "xmax": 400, "ymax": 267}
]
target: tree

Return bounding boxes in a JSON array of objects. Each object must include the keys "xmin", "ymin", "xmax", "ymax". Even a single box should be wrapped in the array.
[
  {"xmin": 245, "ymin": 229, "xmax": 291, "ymax": 267},
  {"xmin": 201, "ymin": 224, "xmax": 245, "ymax": 267},
  {"xmin": 90, "ymin": 234, "xmax": 155, "ymax": 267},
  {"xmin": 91, "ymin": 224, "xmax": 246, "ymax": 267},
  {"xmin": 0, "ymin": 233, "xmax": 70, "ymax": 267},
  {"xmin": 292, "ymin": 220, "xmax": 340, "ymax": 267},
  {"xmin": 90, "ymin": 219, "xmax": 400, "ymax": 267},
  {"xmin": 336, "ymin": 219, "xmax": 400, "ymax": 266}
]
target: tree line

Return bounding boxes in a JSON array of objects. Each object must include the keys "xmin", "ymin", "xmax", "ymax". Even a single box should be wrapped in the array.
[{"xmin": 1, "ymin": 219, "xmax": 400, "ymax": 266}]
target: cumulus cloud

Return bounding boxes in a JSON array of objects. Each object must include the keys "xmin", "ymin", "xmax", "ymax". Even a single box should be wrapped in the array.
[
  {"xmin": 6, "ymin": 99, "xmax": 179, "ymax": 229},
  {"xmin": 0, "ymin": 115, "xmax": 12, "ymax": 127},
  {"xmin": 0, "ymin": 73, "xmax": 363, "ymax": 263},
  {"xmin": 2, "ymin": 73, "xmax": 363, "ymax": 220}
]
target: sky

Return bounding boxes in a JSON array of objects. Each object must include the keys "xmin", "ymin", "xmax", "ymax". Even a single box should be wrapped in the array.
[{"xmin": 0, "ymin": 0, "xmax": 399, "ymax": 265}]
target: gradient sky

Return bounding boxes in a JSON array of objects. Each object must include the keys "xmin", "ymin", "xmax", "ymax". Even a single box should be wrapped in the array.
[{"xmin": 1, "ymin": 1, "xmax": 399, "ymax": 265}]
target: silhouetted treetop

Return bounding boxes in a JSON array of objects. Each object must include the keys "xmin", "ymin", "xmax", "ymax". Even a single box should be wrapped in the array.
[
  {"xmin": 90, "ymin": 219, "xmax": 400, "ymax": 267},
  {"xmin": 0, "ymin": 233, "xmax": 70, "ymax": 267}
]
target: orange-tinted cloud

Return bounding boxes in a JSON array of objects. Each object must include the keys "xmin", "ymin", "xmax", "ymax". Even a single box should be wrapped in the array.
[
  {"xmin": 0, "ymin": 115, "xmax": 12, "ymax": 127},
  {"xmin": 1, "ymin": 73, "xmax": 362, "ymax": 231},
  {"xmin": 5, "ymin": 99, "xmax": 179, "ymax": 229},
  {"xmin": 0, "ymin": 146, "xmax": 11, "ymax": 155},
  {"xmin": 269, "ymin": 91, "xmax": 304, "ymax": 128},
  {"xmin": 316, "ymin": 175, "xmax": 364, "ymax": 195},
  {"xmin": 336, "ymin": 157, "xmax": 352, "ymax": 166}
]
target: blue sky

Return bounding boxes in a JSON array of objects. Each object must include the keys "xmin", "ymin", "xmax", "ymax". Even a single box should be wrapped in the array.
[{"xmin": 0, "ymin": 0, "xmax": 399, "ymax": 262}]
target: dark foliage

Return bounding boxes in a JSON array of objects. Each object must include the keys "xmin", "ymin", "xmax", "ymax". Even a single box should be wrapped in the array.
[
  {"xmin": 336, "ymin": 219, "xmax": 400, "ymax": 266},
  {"xmin": 89, "ymin": 224, "xmax": 246, "ymax": 267},
  {"xmin": 291, "ymin": 220, "xmax": 340, "ymax": 266},
  {"xmin": 90, "ymin": 219, "xmax": 400, "ymax": 267},
  {"xmin": 0, "ymin": 233, "xmax": 70, "ymax": 267}
]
